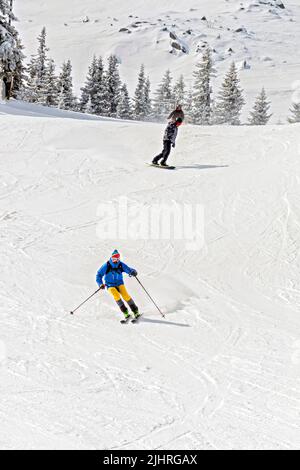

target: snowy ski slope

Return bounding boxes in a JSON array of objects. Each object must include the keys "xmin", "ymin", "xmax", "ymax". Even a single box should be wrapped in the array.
[
  {"xmin": 14, "ymin": 0, "xmax": 300, "ymax": 122},
  {"xmin": 1, "ymin": 100, "xmax": 300, "ymax": 449}
]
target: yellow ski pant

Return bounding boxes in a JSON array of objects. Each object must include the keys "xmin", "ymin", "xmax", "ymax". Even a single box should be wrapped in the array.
[{"xmin": 108, "ymin": 285, "xmax": 132, "ymax": 302}]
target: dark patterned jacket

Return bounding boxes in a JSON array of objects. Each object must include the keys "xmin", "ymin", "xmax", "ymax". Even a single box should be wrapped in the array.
[{"xmin": 163, "ymin": 122, "xmax": 178, "ymax": 144}]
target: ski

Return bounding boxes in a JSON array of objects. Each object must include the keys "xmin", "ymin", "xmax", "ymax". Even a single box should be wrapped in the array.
[
  {"xmin": 146, "ymin": 163, "xmax": 176, "ymax": 170},
  {"xmin": 120, "ymin": 316, "xmax": 131, "ymax": 324},
  {"xmin": 131, "ymin": 314, "xmax": 142, "ymax": 324}
]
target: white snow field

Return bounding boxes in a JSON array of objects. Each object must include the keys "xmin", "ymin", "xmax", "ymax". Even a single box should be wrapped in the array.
[
  {"xmin": 14, "ymin": 0, "xmax": 300, "ymax": 123},
  {"xmin": 1, "ymin": 100, "xmax": 300, "ymax": 449}
]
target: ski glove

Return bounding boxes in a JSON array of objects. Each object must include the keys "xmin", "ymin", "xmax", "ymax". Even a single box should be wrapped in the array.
[
  {"xmin": 129, "ymin": 270, "xmax": 138, "ymax": 277},
  {"xmin": 172, "ymin": 143, "xmax": 175, "ymax": 148},
  {"xmin": 99, "ymin": 284, "xmax": 106, "ymax": 290}
]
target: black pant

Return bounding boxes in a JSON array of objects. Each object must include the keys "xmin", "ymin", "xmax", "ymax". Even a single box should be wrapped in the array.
[{"xmin": 153, "ymin": 140, "xmax": 172, "ymax": 165}]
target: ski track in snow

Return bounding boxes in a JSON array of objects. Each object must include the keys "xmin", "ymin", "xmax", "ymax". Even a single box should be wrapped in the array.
[{"xmin": 1, "ymin": 101, "xmax": 300, "ymax": 449}]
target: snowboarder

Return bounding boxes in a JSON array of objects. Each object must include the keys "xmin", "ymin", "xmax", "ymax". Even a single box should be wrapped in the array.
[
  {"xmin": 168, "ymin": 104, "xmax": 185, "ymax": 123},
  {"xmin": 96, "ymin": 250, "xmax": 140, "ymax": 321},
  {"xmin": 152, "ymin": 117, "xmax": 183, "ymax": 166}
]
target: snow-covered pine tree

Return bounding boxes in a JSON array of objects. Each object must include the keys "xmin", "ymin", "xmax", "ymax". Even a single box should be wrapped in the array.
[
  {"xmin": 288, "ymin": 101, "xmax": 300, "ymax": 123},
  {"xmin": 144, "ymin": 76, "xmax": 152, "ymax": 120},
  {"xmin": 153, "ymin": 69, "xmax": 174, "ymax": 121},
  {"xmin": 85, "ymin": 95, "xmax": 93, "ymax": 115},
  {"xmin": 44, "ymin": 58, "xmax": 58, "ymax": 107},
  {"xmin": 192, "ymin": 48, "xmax": 214, "ymax": 125},
  {"xmin": 173, "ymin": 75, "xmax": 186, "ymax": 109},
  {"xmin": 117, "ymin": 83, "xmax": 132, "ymax": 119},
  {"xmin": 213, "ymin": 62, "xmax": 245, "ymax": 125},
  {"xmin": 0, "ymin": 0, "xmax": 24, "ymax": 99},
  {"xmin": 248, "ymin": 87, "xmax": 272, "ymax": 125},
  {"xmin": 80, "ymin": 55, "xmax": 104, "ymax": 113},
  {"xmin": 24, "ymin": 27, "xmax": 49, "ymax": 103},
  {"xmin": 91, "ymin": 57, "xmax": 105, "ymax": 115},
  {"xmin": 133, "ymin": 64, "xmax": 146, "ymax": 120},
  {"xmin": 106, "ymin": 54, "xmax": 121, "ymax": 117},
  {"xmin": 133, "ymin": 65, "xmax": 152, "ymax": 120},
  {"xmin": 57, "ymin": 59, "xmax": 76, "ymax": 111},
  {"xmin": 80, "ymin": 55, "xmax": 97, "ymax": 111},
  {"xmin": 95, "ymin": 69, "xmax": 111, "ymax": 116},
  {"xmin": 184, "ymin": 87, "xmax": 194, "ymax": 123}
]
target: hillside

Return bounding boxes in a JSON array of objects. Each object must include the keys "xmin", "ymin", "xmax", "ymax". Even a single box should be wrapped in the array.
[
  {"xmin": 14, "ymin": 0, "xmax": 300, "ymax": 122},
  {"xmin": 1, "ymin": 100, "xmax": 300, "ymax": 449}
]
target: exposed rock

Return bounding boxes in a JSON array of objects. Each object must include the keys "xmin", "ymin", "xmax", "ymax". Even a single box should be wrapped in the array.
[
  {"xmin": 119, "ymin": 28, "xmax": 131, "ymax": 33},
  {"xmin": 171, "ymin": 41, "xmax": 188, "ymax": 54},
  {"xmin": 238, "ymin": 60, "xmax": 251, "ymax": 70},
  {"xmin": 201, "ymin": 16, "xmax": 207, "ymax": 21},
  {"xmin": 235, "ymin": 26, "xmax": 248, "ymax": 33},
  {"xmin": 169, "ymin": 31, "xmax": 178, "ymax": 40},
  {"xmin": 171, "ymin": 41, "xmax": 182, "ymax": 51}
]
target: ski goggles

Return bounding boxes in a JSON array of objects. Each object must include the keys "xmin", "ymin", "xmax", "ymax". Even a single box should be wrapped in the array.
[{"xmin": 111, "ymin": 254, "xmax": 120, "ymax": 262}]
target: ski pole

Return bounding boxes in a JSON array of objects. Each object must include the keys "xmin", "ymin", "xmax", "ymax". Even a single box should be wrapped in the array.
[
  {"xmin": 70, "ymin": 287, "xmax": 101, "ymax": 315},
  {"xmin": 135, "ymin": 276, "xmax": 165, "ymax": 318}
]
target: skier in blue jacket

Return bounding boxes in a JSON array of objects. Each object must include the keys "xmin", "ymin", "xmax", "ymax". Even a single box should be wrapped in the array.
[
  {"xmin": 152, "ymin": 117, "xmax": 183, "ymax": 166},
  {"xmin": 96, "ymin": 250, "xmax": 140, "ymax": 320}
]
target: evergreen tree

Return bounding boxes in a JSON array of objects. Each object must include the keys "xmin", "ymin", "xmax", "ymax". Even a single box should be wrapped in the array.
[
  {"xmin": 44, "ymin": 58, "xmax": 58, "ymax": 107},
  {"xmin": 213, "ymin": 62, "xmax": 245, "ymax": 125},
  {"xmin": 95, "ymin": 69, "xmax": 111, "ymax": 116},
  {"xmin": 106, "ymin": 54, "xmax": 121, "ymax": 116},
  {"xmin": 133, "ymin": 64, "xmax": 146, "ymax": 120},
  {"xmin": 57, "ymin": 59, "xmax": 76, "ymax": 111},
  {"xmin": 173, "ymin": 75, "xmax": 186, "ymax": 109},
  {"xmin": 248, "ymin": 88, "xmax": 272, "ymax": 125},
  {"xmin": 184, "ymin": 87, "xmax": 194, "ymax": 123},
  {"xmin": 85, "ymin": 95, "xmax": 93, "ymax": 115},
  {"xmin": 116, "ymin": 83, "xmax": 132, "ymax": 119},
  {"xmin": 80, "ymin": 55, "xmax": 103, "ymax": 113},
  {"xmin": 288, "ymin": 101, "xmax": 300, "ymax": 124},
  {"xmin": 91, "ymin": 57, "xmax": 106, "ymax": 115},
  {"xmin": 192, "ymin": 48, "xmax": 214, "ymax": 125},
  {"xmin": 153, "ymin": 69, "xmax": 174, "ymax": 121},
  {"xmin": 144, "ymin": 76, "xmax": 152, "ymax": 119},
  {"xmin": 0, "ymin": 0, "xmax": 24, "ymax": 98},
  {"xmin": 133, "ymin": 65, "xmax": 152, "ymax": 120},
  {"xmin": 24, "ymin": 57, "xmax": 38, "ymax": 102},
  {"xmin": 80, "ymin": 55, "xmax": 97, "ymax": 111},
  {"xmin": 24, "ymin": 27, "xmax": 49, "ymax": 103}
]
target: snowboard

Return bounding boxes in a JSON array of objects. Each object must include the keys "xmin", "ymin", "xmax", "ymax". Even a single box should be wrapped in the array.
[{"xmin": 146, "ymin": 163, "xmax": 176, "ymax": 170}]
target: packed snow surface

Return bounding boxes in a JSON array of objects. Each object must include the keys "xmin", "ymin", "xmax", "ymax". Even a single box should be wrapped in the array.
[{"xmin": 1, "ymin": 100, "xmax": 300, "ymax": 449}]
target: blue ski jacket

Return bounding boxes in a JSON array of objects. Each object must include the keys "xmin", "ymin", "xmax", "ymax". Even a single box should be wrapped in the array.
[{"xmin": 96, "ymin": 260, "xmax": 136, "ymax": 288}]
